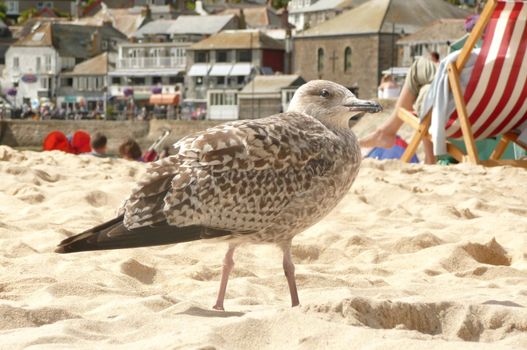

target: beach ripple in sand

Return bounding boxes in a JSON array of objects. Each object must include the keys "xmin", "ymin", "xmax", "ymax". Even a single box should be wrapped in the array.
[
  {"xmin": 304, "ymin": 297, "xmax": 527, "ymax": 342},
  {"xmin": 0, "ymin": 147, "xmax": 526, "ymax": 349},
  {"xmin": 0, "ymin": 304, "xmax": 79, "ymax": 330}
]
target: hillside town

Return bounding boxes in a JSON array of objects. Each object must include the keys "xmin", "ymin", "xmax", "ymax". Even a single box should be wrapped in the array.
[{"xmin": 0, "ymin": 0, "xmax": 477, "ymax": 120}]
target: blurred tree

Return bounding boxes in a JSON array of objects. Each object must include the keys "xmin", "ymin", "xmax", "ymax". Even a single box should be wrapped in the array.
[
  {"xmin": 18, "ymin": 8, "xmax": 38, "ymax": 24},
  {"xmin": 270, "ymin": 0, "xmax": 289, "ymax": 10},
  {"xmin": 0, "ymin": 2, "xmax": 6, "ymax": 22}
]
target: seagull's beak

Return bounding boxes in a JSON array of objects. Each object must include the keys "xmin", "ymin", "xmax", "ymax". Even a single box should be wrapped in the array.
[{"xmin": 343, "ymin": 97, "xmax": 383, "ymax": 113}]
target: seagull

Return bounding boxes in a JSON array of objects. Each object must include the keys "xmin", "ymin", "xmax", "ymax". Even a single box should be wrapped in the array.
[{"xmin": 56, "ymin": 80, "xmax": 382, "ymax": 310}]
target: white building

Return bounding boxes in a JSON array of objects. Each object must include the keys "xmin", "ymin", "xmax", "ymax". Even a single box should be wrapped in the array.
[
  {"xmin": 3, "ymin": 21, "xmax": 126, "ymax": 108},
  {"xmin": 109, "ymin": 41, "xmax": 189, "ymax": 103}
]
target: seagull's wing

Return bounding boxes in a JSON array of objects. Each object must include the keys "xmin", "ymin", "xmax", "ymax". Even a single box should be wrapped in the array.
[{"xmin": 123, "ymin": 113, "xmax": 336, "ymax": 234}]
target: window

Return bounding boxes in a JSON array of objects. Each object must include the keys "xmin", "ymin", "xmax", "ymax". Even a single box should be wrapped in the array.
[
  {"xmin": 88, "ymin": 77, "xmax": 96, "ymax": 91},
  {"xmin": 149, "ymin": 47, "xmax": 164, "ymax": 57},
  {"xmin": 169, "ymin": 75, "xmax": 182, "ymax": 84},
  {"xmin": 6, "ymin": 1, "xmax": 19, "ymax": 15},
  {"xmin": 283, "ymin": 89, "xmax": 296, "ymax": 104},
  {"xmin": 13, "ymin": 56, "xmax": 19, "ymax": 69},
  {"xmin": 44, "ymin": 55, "xmax": 52, "ymax": 72},
  {"xmin": 152, "ymin": 76, "xmax": 162, "ymax": 84},
  {"xmin": 216, "ymin": 50, "xmax": 229, "ymax": 63},
  {"xmin": 170, "ymin": 47, "xmax": 185, "ymax": 58},
  {"xmin": 195, "ymin": 51, "xmax": 209, "ymax": 63},
  {"xmin": 217, "ymin": 76, "xmax": 225, "ymax": 85},
  {"xmin": 62, "ymin": 77, "xmax": 73, "ymax": 87},
  {"xmin": 76, "ymin": 77, "xmax": 88, "ymax": 90},
  {"xmin": 238, "ymin": 50, "xmax": 252, "ymax": 62},
  {"xmin": 97, "ymin": 77, "xmax": 105, "ymax": 89},
  {"xmin": 317, "ymin": 48, "xmax": 324, "ymax": 73},
  {"xmin": 131, "ymin": 77, "xmax": 145, "ymax": 85},
  {"xmin": 195, "ymin": 77, "xmax": 203, "ymax": 86},
  {"xmin": 225, "ymin": 92, "xmax": 237, "ymax": 105},
  {"xmin": 111, "ymin": 77, "xmax": 121, "ymax": 85},
  {"xmin": 344, "ymin": 47, "xmax": 352, "ymax": 72},
  {"xmin": 237, "ymin": 76, "xmax": 245, "ymax": 85},
  {"xmin": 40, "ymin": 77, "xmax": 49, "ymax": 89}
]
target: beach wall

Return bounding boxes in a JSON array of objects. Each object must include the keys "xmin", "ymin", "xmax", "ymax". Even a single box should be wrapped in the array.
[{"xmin": 0, "ymin": 119, "xmax": 223, "ymax": 152}]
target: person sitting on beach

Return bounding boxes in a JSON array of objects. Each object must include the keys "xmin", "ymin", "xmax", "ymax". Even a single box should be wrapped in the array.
[
  {"xmin": 360, "ymin": 51, "xmax": 441, "ymax": 164},
  {"xmin": 90, "ymin": 132, "xmax": 109, "ymax": 158},
  {"xmin": 119, "ymin": 139, "xmax": 143, "ymax": 161},
  {"xmin": 377, "ymin": 74, "xmax": 400, "ymax": 99}
]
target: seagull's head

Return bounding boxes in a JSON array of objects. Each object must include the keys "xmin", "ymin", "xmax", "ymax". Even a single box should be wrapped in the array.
[{"xmin": 287, "ymin": 80, "xmax": 382, "ymax": 129}]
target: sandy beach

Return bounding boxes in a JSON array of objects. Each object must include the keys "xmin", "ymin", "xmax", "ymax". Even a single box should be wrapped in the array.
[{"xmin": 1, "ymin": 113, "xmax": 527, "ymax": 349}]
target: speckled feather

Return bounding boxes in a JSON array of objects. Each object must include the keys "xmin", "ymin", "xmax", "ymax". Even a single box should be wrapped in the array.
[{"xmin": 121, "ymin": 111, "xmax": 361, "ymax": 244}]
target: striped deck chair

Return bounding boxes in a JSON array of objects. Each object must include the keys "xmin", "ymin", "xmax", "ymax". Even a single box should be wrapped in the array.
[{"xmin": 398, "ymin": 0, "xmax": 527, "ymax": 167}]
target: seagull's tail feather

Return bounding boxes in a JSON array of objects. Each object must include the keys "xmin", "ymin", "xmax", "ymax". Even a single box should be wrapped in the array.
[{"xmin": 55, "ymin": 215, "xmax": 216, "ymax": 254}]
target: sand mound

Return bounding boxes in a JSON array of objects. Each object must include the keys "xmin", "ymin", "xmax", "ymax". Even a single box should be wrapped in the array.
[
  {"xmin": 1, "ymin": 146, "xmax": 527, "ymax": 349},
  {"xmin": 305, "ymin": 297, "xmax": 527, "ymax": 342}
]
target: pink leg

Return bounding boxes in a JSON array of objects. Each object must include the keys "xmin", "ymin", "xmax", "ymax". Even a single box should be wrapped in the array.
[
  {"xmin": 282, "ymin": 242, "xmax": 300, "ymax": 307},
  {"xmin": 213, "ymin": 244, "xmax": 237, "ymax": 311}
]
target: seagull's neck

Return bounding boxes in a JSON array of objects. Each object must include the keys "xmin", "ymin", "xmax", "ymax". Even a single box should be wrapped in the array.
[{"xmin": 318, "ymin": 115, "xmax": 353, "ymax": 132}]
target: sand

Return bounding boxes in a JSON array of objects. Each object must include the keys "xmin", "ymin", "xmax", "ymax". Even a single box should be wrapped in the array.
[{"xmin": 1, "ymin": 116, "xmax": 527, "ymax": 349}]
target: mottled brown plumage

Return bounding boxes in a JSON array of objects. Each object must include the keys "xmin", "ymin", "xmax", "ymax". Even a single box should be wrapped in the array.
[{"xmin": 56, "ymin": 80, "xmax": 382, "ymax": 310}]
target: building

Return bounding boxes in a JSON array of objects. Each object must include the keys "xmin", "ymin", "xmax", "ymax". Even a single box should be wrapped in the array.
[
  {"xmin": 218, "ymin": 5, "xmax": 293, "ymax": 45},
  {"xmin": 132, "ymin": 15, "xmax": 239, "ymax": 42},
  {"xmin": 4, "ymin": 0, "xmax": 77, "ymax": 20},
  {"xmin": 185, "ymin": 29, "xmax": 285, "ymax": 120},
  {"xmin": 57, "ymin": 52, "xmax": 109, "ymax": 116},
  {"xmin": 238, "ymin": 74, "xmax": 305, "ymax": 119},
  {"xmin": 107, "ymin": 15, "xmax": 238, "ymax": 115},
  {"xmin": 75, "ymin": 7, "xmax": 149, "ymax": 38},
  {"xmin": 3, "ymin": 21, "xmax": 126, "ymax": 107},
  {"xmin": 397, "ymin": 19, "xmax": 467, "ymax": 67},
  {"xmin": 81, "ymin": 0, "xmax": 194, "ymax": 17},
  {"xmin": 293, "ymin": 0, "xmax": 469, "ymax": 98},
  {"xmin": 108, "ymin": 41, "xmax": 189, "ymax": 111},
  {"xmin": 219, "ymin": 6, "xmax": 284, "ymax": 29},
  {"xmin": 288, "ymin": 0, "xmax": 359, "ymax": 32}
]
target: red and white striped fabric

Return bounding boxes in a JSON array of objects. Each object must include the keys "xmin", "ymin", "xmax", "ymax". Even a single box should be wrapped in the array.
[{"xmin": 445, "ymin": 0, "xmax": 527, "ymax": 140}]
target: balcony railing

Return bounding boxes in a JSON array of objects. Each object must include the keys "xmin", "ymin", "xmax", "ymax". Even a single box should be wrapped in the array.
[{"xmin": 117, "ymin": 57, "xmax": 186, "ymax": 70}]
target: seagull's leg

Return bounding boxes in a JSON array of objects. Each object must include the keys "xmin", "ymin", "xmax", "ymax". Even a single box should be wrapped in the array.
[
  {"xmin": 213, "ymin": 244, "xmax": 237, "ymax": 311},
  {"xmin": 281, "ymin": 241, "xmax": 300, "ymax": 307}
]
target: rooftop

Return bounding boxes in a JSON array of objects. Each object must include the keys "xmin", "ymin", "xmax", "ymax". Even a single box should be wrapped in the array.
[
  {"xmin": 75, "ymin": 8, "xmax": 147, "ymax": 38},
  {"xmin": 62, "ymin": 52, "xmax": 109, "ymax": 76},
  {"xmin": 297, "ymin": 0, "xmax": 469, "ymax": 37},
  {"xmin": 240, "ymin": 74, "xmax": 306, "ymax": 94},
  {"xmin": 219, "ymin": 6, "xmax": 283, "ymax": 28},
  {"xmin": 397, "ymin": 19, "xmax": 467, "ymax": 44},
  {"xmin": 191, "ymin": 29, "xmax": 284, "ymax": 50},
  {"xmin": 13, "ymin": 22, "xmax": 127, "ymax": 58},
  {"xmin": 133, "ymin": 15, "xmax": 237, "ymax": 37}
]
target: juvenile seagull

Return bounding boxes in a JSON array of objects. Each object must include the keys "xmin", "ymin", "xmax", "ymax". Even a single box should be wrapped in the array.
[{"xmin": 56, "ymin": 80, "xmax": 382, "ymax": 310}]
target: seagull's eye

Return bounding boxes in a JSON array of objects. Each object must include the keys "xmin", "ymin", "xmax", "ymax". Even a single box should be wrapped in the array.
[{"xmin": 320, "ymin": 89, "xmax": 330, "ymax": 98}]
